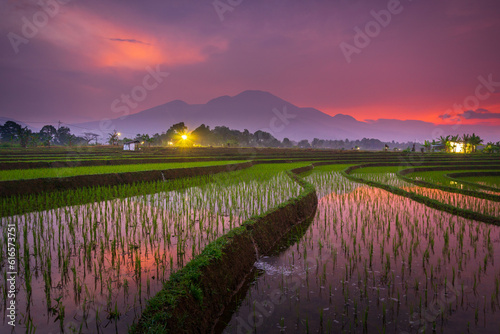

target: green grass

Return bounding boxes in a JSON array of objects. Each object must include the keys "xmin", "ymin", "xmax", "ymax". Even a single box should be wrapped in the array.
[
  {"xmin": 0, "ymin": 155, "xmax": 243, "ymax": 163},
  {"xmin": 0, "ymin": 161, "xmax": 248, "ymax": 181},
  {"xmin": 352, "ymin": 166, "xmax": 402, "ymax": 174},
  {"xmin": 299, "ymin": 163, "xmax": 356, "ymax": 177},
  {"xmin": 0, "ymin": 162, "xmax": 313, "ymax": 217},
  {"xmin": 407, "ymin": 169, "xmax": 500, "ymax": 190},
  {"xmin": 458, "ymin": 175, "xmax": 500, "ymax": 189}
]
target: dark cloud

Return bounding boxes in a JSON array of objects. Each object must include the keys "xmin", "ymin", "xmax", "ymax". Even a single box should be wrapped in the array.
[
  {"xmin": 1, "ymin": 0, "xmax": 500, "ymax": 141},
  {"xmin": 108, "ymin": 38, "xmax": 151, "ymax": 45},
  {"xmin": 460, "ymin": 109, "xmax": 500, "ymax": 119}
]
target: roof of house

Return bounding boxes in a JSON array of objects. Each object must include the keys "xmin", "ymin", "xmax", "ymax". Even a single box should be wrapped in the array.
[{"xmin": 124, "ymin": 140, "xmax": 141, "ymax": 145}]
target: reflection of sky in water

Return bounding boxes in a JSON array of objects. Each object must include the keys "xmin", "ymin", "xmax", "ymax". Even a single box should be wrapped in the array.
[
  {"xmin": 223, "ymin": 172, "xmax": 500, "ymax": 334},
  {"xmin": 355, "ymin": 172, "xmax": 500, "ymax": 216},
  {"xmin": 0, "ymin": 173, "xmax": 301, "ymax": 333}
]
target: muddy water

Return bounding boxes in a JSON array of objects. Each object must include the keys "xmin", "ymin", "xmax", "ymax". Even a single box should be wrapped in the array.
[
  {"xmin": 221, "ymin": 172, "xmax": 500, "ymax": 333},
  {"xmin": 0, "ymin": 173, "xmax": 301, "ymax": 333}
]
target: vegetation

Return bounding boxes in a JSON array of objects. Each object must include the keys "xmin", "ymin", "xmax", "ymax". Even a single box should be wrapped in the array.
[
  {"xmin": 0, "ymin": 121, "xmax": 86, "ymax": 147},
  {"xmin": 460, "ymin": 175, "xmax": 500, "ymax": 189},
  {"xmin": 222, "ymin": 166, "xmax": 500, "ymax": 332},
  {"xmin": 0, "ymin": 163, "xmax": 310, "ymax": 333},
  {"xmin": 0, "ymin": 120, "xmax": 432, "ymax": 150},
  {"xmin": 0, "ymin": 147, "xmax": 498, "ymax": 332},
  {"xmin": 0, "ymin": 160, "xmax": 246, "ymax": 181}
]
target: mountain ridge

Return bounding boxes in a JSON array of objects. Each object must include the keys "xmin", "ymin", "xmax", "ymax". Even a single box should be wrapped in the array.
[{"xmin": 69, "ymin": 90, "xmax": 498, "ymax": 143}]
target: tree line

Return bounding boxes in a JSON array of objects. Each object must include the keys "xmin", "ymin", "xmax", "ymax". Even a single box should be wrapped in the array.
[
  {"xmin": 0, "ymin": 121, "xmax": 88, "ymax": 148},
  {"xmin": 1, "ymin": 120, "xmax": 498, "ymax": 152},
  {"xmin": 422, "ymin": 134, "xmax": 500, "ymax": 153},
  {"xmin": 118, "ymin": 122, "xmax": 421, "ymax": 150}
]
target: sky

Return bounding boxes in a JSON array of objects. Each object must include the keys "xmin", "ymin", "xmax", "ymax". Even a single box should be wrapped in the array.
[{"xmin": 1, "ymin": 0, "xmax": 500, "ymax": 132}]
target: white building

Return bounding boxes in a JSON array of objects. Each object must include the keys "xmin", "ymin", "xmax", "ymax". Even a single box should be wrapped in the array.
[{"xmin": 123, "ymin": 140, "xmax": 140, "ymax": 151}]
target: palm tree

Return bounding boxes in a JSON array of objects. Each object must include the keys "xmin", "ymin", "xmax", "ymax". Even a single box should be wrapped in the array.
[
  {"xmin": 438, "ymin": 135, "xmax": 449, "ymax": 145},
  {"xmin": 423, "ymin": 140, "xmax": 431, "ymax": 152},
  {"xmin": 469, "ymin": 133, "xmax": 483, "ymax": 153},
  {"xmin": 108, "ymin": 130, "xmax": 119, "ymax": 145},
  {"xmin": 484, "ymin": 142, "xmax": 494, "ymax": 153},
  {"xmin": 437, "ymin": 135, "xmax": 450, "ymax": 152},
  {"xmin": 448, "ymin": 134, "xmax": 461, "ymax": 152},
  {"xmin": 462, "ymin": 134, "xmax": 471, "ymax": 153}
]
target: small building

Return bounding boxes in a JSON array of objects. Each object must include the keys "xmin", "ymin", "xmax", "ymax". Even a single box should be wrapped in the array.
[
  {"xmin": 449, "ymin": 141, "xmax": 474, "ymax": 153},
  {"xmin": 123, "ymin": 140, "xmax": 140, "ymax": 151},
  {"xmin": 431, "ymin": 144, "xmax": 446, "ymax": 152},
  {"xmin": 448, "ymin": 141, "xmax": 465, "ymax": 153}
]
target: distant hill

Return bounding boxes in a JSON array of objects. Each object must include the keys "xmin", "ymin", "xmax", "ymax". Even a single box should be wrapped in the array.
[
  {"xmin": 0, "ymin": 117, "xmax": 39, "ymax": 132},
  {"xmin": 70, "ymin": 90, "xmax": 499, "ymax": 142}
]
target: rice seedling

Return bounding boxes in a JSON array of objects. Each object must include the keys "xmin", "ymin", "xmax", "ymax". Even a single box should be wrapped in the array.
[
  {"xmin": 353, "ymin": 170, "xmax": 500, "ymax": 217},
  {"xmin": 0, "ymin": 160, "xmax": 248, "ymax": 181},
  {"xmin": 223, "ymin": 166, "xmax": 500, "ymax": 333},
  {"xmin": 0, "ymin": 163, "xmax": 308, "ymax": 332}
]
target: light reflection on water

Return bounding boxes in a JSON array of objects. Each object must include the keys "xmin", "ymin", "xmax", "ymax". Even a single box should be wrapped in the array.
[
  {"xmin": 355, "ymin": 172, "xmax": 500, "ymax": 217},
  {"xmin": 222, "ymin": 172, "xmax": 500, "ymax": 334},
  {"xmin": 0, "ymin": 173, "xmax": 301, "ymax": 333}
]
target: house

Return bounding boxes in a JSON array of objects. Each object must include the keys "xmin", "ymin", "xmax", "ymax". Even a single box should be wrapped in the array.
[
  {"xmin": 430, "ymin": 144, "xmax": 446, "ymax": 152},
  {"xmin": 123, "ymin": 140, "xmax": 141, "ymax": 151},
  {"xmin": 448, "ymin": 141, "xmax": 474, "ymax": 153},
  {"xmin": 432, "ymin": 141, "xmax": 475, "ymax": 153},
  {"xmin": 448, "ymin": 141, "xmax": 465, "ymax": 153}
]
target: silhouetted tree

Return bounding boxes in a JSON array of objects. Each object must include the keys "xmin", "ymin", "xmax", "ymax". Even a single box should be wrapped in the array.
[
  {"xmin": 18, "ymin": 127, "xmax": 32, "ymax": 148},
  {"xmin": 40, "ymin": 125, "xmax": 57, "ymax": 146},
  {"xmin": 0, "ymin": 121, "xmax": 22, "ymax": 141},
  {"xmin": 108, "ymin": 130, "xmax": 119, "ymax": 145},
  {"xmin": 192, "ymin": 124, "xmax": 213, "ymax": 145},
  {"xmin": 469, "ymin": 133, "xmax": 483, "ymax": 153},
  {"xmin": 298, "ymin": 139, "xmax": 310, "ymax": 148},
  {"xmin": 83, "ymin": 132, "xmax": 99, "ymax": 145},
  {"xmin": 165, "ymin": 122, "xmax": 188, "ymax": 140},
  {"xmin": 56, "ymin": 126, "xmax": 72, "ymax": 145},
  {"xmin": 282, "ymin": 137, "xmax": 293, "ymax": 148}
]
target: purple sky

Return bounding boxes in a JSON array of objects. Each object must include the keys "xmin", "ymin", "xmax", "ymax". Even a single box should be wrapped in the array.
[{"xmin": 1, "ymin": 0, "xmax": 500, "ymax": 132}]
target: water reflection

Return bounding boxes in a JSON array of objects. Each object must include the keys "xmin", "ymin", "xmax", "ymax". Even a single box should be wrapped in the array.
[
  {"xmin": 222, "ymin": 172, "xmax": 500, "ymax": 333},
  {"xmin": 0, "ymin": 173, "xmax": 301, "ymax": 333},
  {"xmin": 356, "ymin": 172, "xmax": 500, "ymax": 217}
]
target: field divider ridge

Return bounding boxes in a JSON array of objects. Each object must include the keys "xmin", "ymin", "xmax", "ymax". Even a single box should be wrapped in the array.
[
  {"xmin": 341, "ymin": 164, "xmax": 500, "ymax": 226},
  {"xmin": 397, "ymin": 166, "xmax": 500, "ymax": 202},
  {"xmin": 444, "ymin": 171, "xmax": 500, "ymax": 193},
  {"xmin": 130, "ymin": 164, "xmax": 318, "ymax": 333},
  {"xmin": 0, "ymin": 161, "xmax": 254, "ymax": 198}
]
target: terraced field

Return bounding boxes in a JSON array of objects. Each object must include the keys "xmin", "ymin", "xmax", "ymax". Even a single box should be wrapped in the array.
[
  {"xmin": 459, "ymin": 175, "xmax": 500, "ymax": 189},
  {"xmin": 0, "ymin": 147, "xmax": 498, "ymax": 333}
]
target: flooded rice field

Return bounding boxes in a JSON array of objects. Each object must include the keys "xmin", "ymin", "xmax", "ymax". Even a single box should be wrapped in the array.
[
  {"xmin": 354, "ymin": 172, "xmax": 500, "ymax": 217},
  {"xmin": 0, "ymin": 172, "xmax": 301, "ymax": 333},
  {"xmin": 221, "ymin": 171, "xmax": 500, "ymax": 333}
]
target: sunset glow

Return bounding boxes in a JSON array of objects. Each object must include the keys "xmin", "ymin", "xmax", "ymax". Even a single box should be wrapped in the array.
[{"xmin": 0, "ymin": 0, "xmax": 499, "ymax": 140}]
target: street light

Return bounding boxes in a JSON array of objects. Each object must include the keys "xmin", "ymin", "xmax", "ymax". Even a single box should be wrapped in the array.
[{"xmin": 181, "ymin": 134, "xmax": 188, "ymax": 140}]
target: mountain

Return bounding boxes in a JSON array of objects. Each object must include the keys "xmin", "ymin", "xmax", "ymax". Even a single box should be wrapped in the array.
[
  {"xmin": 0, "ymin": 117, "xmax": 39, "ymax": 132},
  {"xmin": 71, "ymin": 90, "xmax": 499, "ymax": 143}
]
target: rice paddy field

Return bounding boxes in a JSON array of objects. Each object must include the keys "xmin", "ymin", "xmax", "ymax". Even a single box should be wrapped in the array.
[
  {"xmin": 0, "ymin": 147, "xmax": 499, "ymax": 333},
  {"xmin": 0, "ymin": 161, "xmax": 248, "ymax": 181},
  {"xmin": 459, "ymin": 176, "xmax": 500, "ymax": 190}
]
